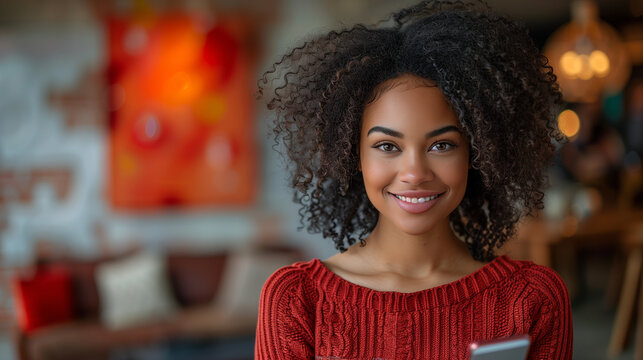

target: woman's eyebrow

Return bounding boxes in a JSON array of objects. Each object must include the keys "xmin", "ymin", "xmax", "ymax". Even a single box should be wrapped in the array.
[
  {"xmin": 367, "ymin": 125, "xmax": 462, "ymax": 138},
  {"xmin": 367, "ymin": 126, "xmax": 403, "ymax": 138},
  {"xmin": 425, "ymin": 125, "xmax": 462, "ymax": 139}
]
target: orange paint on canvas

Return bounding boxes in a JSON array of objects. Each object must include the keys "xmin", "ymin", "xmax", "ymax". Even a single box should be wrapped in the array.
[{"xmin": 108, "ymin": 14, "xmax": 257, "ymax": 209}]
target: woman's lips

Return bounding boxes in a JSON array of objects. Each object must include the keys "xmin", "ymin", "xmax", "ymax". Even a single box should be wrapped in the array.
[{"xmin": 389, "ymin": 192, "xmax": 443, "ymax": 214}]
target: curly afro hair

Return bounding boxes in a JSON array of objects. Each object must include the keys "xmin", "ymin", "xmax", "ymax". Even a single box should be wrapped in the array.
[{"xmin": 258, "ymin": 0, "xmax": 563, "ymax": 261}]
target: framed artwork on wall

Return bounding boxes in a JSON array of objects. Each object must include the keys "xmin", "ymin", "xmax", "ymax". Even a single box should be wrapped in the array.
[{"xmin": 107, "ymin": 13, "xmax": 257, "ymax": 209}]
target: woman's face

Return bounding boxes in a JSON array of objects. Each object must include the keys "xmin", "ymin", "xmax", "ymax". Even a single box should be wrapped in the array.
[{"xmin": 359, "ymin": 74, "xmax": 469, "ymax": 236}]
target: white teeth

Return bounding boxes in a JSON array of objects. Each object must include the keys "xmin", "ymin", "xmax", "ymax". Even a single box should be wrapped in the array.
[{"xmin": 394, "ymin": 194, "xmax": 440, "ymax": 203}]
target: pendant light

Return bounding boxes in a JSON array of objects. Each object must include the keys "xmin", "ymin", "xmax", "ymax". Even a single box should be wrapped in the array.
[{"xmin": 543, "ymin": 0, "xmax": 631, "ymax": 103}]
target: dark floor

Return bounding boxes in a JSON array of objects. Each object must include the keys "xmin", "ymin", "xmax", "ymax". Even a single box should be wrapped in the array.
[
  {"xmin": 569, "ymin": 246, "xmax": 637, "ymax": 360},
  {"xmin": 109, "ymin": 337, "xmax": 255, "ymax": 360},
  {"xmin": 573, "ymin": 290, "xmax": 636, "ymax": 360}
]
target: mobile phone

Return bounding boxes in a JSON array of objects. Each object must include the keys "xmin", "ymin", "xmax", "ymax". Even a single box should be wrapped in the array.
[{"xmin": 468, "ymin": 334, "xmax": 530, "ymax": 360}]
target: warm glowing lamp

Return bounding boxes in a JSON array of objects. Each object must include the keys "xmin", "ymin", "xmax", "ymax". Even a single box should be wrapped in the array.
[
  {"xmin": 544, "ymin": 1, "xmax": 631, "ymax": 102},
  {"xmin": 558, "ymin": 109, "xmax": 581, "ymax": 138}
]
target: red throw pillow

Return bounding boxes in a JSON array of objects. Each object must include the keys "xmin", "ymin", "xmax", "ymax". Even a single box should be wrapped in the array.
[{"xmin": 12, "ymin": 266, "xmax": 73, "ymax": 332}]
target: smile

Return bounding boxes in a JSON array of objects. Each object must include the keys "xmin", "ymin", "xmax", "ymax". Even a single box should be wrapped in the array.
[
  {"xmin": 392, "ymin": 194, "xmax": 441, "ymax": 204},
  {"xmin": 389, "ymin": 192, "xmax": 444, "ymax": 214}
]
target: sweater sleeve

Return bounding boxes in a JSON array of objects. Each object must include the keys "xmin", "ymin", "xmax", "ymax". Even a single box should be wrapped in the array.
[
  {"xmin": 255, "ymin": 264, "xmax": 315, "ymax": 360},
  {"xmin": 526, "ymin": 265, "xmax": 573, "ymax": 360}
]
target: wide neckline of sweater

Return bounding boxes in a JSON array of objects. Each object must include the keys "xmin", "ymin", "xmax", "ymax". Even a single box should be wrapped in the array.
[{"xmin": 307, "ymin": 255, "xmax": 525, "ymax": 311}]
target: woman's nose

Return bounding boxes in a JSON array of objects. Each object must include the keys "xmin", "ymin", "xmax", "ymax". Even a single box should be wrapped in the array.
[{"xmin": 398, "ymin": 151, "xmax": 434, "ymax": 185}]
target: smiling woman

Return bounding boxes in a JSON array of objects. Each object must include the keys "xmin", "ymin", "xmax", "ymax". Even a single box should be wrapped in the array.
[
  {"xmin": 255, "ymin": 1, "xmax": 572, "ymax": 359},
  {"xmin": 359, "ymin": 75, "xmax": 470, "ymax": 238}
]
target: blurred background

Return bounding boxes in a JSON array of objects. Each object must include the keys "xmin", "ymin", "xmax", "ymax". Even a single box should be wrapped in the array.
[{"xmin": 0, "ymin": 0, "xmax": 641, "ymax": 359}]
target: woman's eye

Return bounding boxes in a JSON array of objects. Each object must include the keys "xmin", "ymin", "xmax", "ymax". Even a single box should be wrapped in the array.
[
  {"xmin": 431, "ymin": 142, "xmax": 455, "ymax": 152},
  {"xmin": 375, "ymin": 143, "xmax": 398, "ymax": 152}
]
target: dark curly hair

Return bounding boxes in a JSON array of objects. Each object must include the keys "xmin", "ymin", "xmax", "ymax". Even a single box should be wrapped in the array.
[{"xmin": 258, "ymin": 0, "xmax": 563, "ymax": 261}]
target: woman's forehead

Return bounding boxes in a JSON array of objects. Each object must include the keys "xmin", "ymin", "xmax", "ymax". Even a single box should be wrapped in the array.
[
  {"xmin": 363, "ymin": 77, "xmax": 460, "ymax": 131},
  {"xmin": 370, "ymin": 73, "xmax": 438, "ymax": 98}
]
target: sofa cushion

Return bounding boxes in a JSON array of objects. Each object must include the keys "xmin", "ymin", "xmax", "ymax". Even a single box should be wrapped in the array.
[
  {"xmin": 214, "ymin": 249, "xmax": 300, "ymax": 318},
  {"xmin": 59, "ymin": 259, "xmax": 104, "ymax": 320},
  {"xmin": 96, "ymin": 253, "xmax": 177, "ymax": 329},
  {"xmin": 12, "ymin": 266, "xmax": 74, "ymax": 333},
  {"xmin": 166, "ymin": 252, "xmax": 227, "ymax": 307},
  {"xmin": 37, "ymin": 253, "xmax": 129, "ymax": 320}
]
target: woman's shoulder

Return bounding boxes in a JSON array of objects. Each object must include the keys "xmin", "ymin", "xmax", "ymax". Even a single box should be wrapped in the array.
[
  {"xmin": 261, "ymin": 259, "xmax": 322, "ymax": 300},
  {"xmin": 265, "ymin": 259, "xmax": 317, "ymax": 284},
  {"xmin": 496, "ymin": 256, "xmax": 570, "ymax": 306}
]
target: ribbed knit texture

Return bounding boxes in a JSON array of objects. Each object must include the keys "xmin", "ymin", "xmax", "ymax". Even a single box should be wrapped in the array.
[{"xmin": 255, "ymin": 255, "xmax": 572, "ymax": 360}]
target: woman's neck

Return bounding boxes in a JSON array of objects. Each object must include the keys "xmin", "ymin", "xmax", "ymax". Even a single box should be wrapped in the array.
[{"xmin": 353, "ymin": 217, "xmax": 474, "ymax": 279}]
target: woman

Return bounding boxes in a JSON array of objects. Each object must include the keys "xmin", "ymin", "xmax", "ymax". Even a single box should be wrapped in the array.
[{"xmin": 255, "ymin": 1, "xmax": 573, "ymax": 359}]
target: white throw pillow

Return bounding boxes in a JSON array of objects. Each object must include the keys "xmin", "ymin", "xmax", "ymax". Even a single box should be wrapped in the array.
[
  {"xmin": 96, "ymin": 253, "xmax": 177, "ymax": 329},
  {"xmin": 214, "ymin": 250, "xmax": 299, "ymax": 318}
]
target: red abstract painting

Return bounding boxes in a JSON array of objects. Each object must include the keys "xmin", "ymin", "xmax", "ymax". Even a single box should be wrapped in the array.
[{"xmin": 108, "ymin": 13, "xmax": 257, "ymax": 209}]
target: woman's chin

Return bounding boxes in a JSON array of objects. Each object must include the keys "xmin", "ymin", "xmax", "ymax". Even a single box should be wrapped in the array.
[{"xmin": 390, "ymin": 220, "xmax": 441, "ymax": 237}]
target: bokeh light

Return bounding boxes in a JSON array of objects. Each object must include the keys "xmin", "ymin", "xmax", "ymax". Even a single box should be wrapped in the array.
[
  {"xmin": 589, "ymin": 50, "xmax": 610, "ymax": 77},
  {"xmin": 558, "ymin": 109, "xmax": 581, "ymax": 138}
]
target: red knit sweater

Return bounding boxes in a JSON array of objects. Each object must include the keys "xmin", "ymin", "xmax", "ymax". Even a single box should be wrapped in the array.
[{"xmin": 255, "ymin": 255, "xmax": 572, "ymax": 359}]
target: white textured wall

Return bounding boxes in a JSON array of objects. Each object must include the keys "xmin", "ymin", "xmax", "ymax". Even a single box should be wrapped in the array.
[{"xmin": 0, "ymin": 0, "xmax": 341, "ymax": 267}]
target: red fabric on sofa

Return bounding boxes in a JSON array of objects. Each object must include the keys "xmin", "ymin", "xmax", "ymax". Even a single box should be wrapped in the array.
[{"xmin": 12, "ymin": 266, "xmax": 74, "ymax": 332}]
